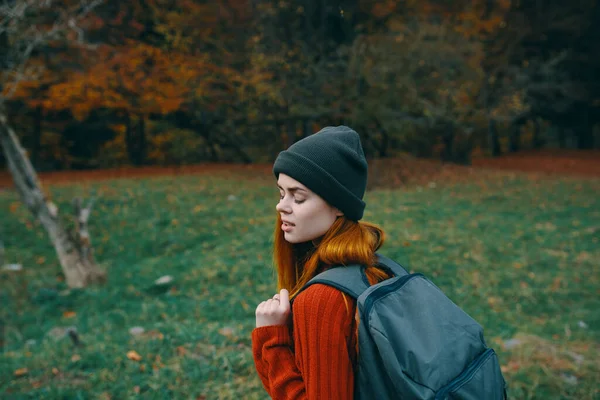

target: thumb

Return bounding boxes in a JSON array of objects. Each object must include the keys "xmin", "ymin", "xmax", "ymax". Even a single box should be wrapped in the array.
[{"xmin": 279, "ymin": 289, "xmax": 290, "ymax": 308}]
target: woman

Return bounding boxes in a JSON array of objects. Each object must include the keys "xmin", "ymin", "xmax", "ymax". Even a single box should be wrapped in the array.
[{"xmin": 252, "ymin": 125, "xmax": 392, "ymax": 399}]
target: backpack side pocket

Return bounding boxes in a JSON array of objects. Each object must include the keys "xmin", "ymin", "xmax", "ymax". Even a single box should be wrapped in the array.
[{"xmin": 435, "ymin": 348, "xmax": 506, "ymax": 400}]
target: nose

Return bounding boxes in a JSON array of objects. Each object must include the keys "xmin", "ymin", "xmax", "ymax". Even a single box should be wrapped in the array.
[{"xmin": 276, "ymin": 197, "xmax": 291, "ymax": 214}]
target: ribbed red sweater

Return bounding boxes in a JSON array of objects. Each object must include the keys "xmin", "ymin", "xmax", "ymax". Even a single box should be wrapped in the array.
[{"xmin": 252, "ymin": 284, "xmax": 358, "ymax": 399}]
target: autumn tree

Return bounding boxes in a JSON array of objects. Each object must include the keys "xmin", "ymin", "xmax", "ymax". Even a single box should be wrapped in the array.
[
  {"xmin": 36, "ymin": 0, "xmax": 252, "ymax": 164},
  {"xmin": 240, "ymin": 0, "xmax": 357, "ymax": 153},
  {"xmin": 0, "ymin": 0, "xmax": 106, "ymax": 288},
  {"xmin": 484, "ymin": 0, "xmax": 600, "ymax": 151}
]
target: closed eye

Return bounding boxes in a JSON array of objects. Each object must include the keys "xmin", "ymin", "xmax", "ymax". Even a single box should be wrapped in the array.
[{"xmin": 279, "ymin": 192, "xmax": 305, "ymax": 204}]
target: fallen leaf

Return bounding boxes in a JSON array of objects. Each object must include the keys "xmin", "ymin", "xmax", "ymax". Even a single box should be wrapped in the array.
[
  {"xmin": 218, "ymin": 327, "xmax": 235, "ymax": 338},
  {"xmin": 487, "ymin": 296, "xmax": 501, "ymax": 307},
  {"xmin": 503, "ymin": 338, "xmax": 523, "ymax": 350},
  {"xmin": 146, "ymin": 330, "xmax": 164, "ymax": 340},
  {"xmin": 127, "ymin": 350, "xmax": 142, "ymax": 361},
  {"xmin": 154, "ymin": 275, "xmax": 173, "ymax": 285},
  {"xmin": 71, "ymin": 354, "xmax": 81, "ymax": 362},
  {"xmin": 520, "ymin": 281, "xmax": 528, "ymax": 289},
  {"xmin": 63, "ymin": 311, "xmax": 76, "ymax": 318},
  {"xmin": 576, "ymin": 251, "xmax": 591, "ymax": 262},
  {"xmin": 14, "ymin": 368, "xmax": 28, "ymax": 377},
  {"xmin": 500, "ymin": 361, "xmax": 520, "ymax": 373},
  {"xmin": 551, "ymin": 277, "xmax": 563, "ymax": 291},
  {"xmin": 129, "ymin": 326, "xmax": 145, "ymax": 336},
  {"xmin": 2, "ymin": 264, "xmax": 23, "ymax": 271},
  {"xmin": 560, "ymin": 373, "xmax": 578, "ymax": 385}
]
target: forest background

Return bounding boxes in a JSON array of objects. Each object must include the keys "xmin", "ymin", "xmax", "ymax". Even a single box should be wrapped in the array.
[
  {"xmin": 2, "ymin": 0, "xmax": 599, "ymax": 171},
  {"xmin": 1, "ymin": 1, "xmax": 599, "ymax": 399}
]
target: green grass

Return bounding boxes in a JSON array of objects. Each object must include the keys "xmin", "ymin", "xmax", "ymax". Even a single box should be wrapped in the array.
[{"xmin": 1, "ymin": 170, "xmax": 599, "ymax": 399}]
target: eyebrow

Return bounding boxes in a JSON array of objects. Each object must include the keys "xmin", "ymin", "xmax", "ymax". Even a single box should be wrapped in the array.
[{"xmin": 277, "ymin": 185, "xmax": 307, "ymax": 193}]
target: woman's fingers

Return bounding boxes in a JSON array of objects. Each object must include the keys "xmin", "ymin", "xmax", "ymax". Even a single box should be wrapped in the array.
[
  {"xmin": 255, "ymin": 291, "xmax": 292, "ymax": 328},
  {"xmin": 268, "ymin": 298, "xmax": 280, "ymax": 312},
  {"xmin": 279, "ymin": 289, "xmax": 290, "ymax": 308}
]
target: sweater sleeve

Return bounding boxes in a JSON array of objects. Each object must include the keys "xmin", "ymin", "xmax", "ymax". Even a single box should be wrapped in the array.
[{"xmin": 251, "ymin": 284, "xmax": 357, "ymax": 400}]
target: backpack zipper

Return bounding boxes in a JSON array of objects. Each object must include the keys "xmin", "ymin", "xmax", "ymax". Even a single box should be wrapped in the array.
[
  {"xmin": 434, "ymin": 348, "xmax": 496, "ymax": 399},
  {"xmin": 362, "ymin": 273, "xmax": 423, "ymax": 331}
]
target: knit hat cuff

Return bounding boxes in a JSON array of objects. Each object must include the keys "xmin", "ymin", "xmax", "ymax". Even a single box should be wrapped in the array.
[{"xmin": 274, "ymin": 151, "xmax": 366, "ymax": 221}]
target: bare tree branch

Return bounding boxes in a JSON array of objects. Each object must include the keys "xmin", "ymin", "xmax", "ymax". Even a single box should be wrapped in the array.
[
  {"xmin": 0, "ymin": 0, "xmax": 106, "ymax": 287},
  {"xmin": 0, "ymin": 0, "xmax": 102, "ymax": 101}
]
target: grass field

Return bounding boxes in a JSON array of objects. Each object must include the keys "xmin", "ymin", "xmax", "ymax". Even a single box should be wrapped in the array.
[{"xmin": 1, "ymin": 164, "xmax": 599, "ymax": 399}]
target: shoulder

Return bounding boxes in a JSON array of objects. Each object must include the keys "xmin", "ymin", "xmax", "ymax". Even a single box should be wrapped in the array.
[{"xmin": 293, "ymin": 284, "xmax": 355, "ymax": 319}]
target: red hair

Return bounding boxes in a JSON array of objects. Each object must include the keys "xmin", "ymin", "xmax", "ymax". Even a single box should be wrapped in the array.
[{"xmin": 273, "ymin": 214, "xmax": 391, "ymax": 299}]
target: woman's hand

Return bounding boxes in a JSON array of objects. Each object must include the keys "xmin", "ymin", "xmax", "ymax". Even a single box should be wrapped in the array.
[{"xmin": 255, "ymin": 289, "xmax": 291, "ymax": 328}]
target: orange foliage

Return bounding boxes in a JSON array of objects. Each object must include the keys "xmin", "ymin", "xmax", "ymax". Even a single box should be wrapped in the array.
[{"xmin": 43, "ymin": 42, "xmax": 231, "ymax": 119}]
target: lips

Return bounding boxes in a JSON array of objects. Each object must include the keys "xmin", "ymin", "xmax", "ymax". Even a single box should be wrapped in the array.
[{"xmin": 281, "ymin": 220, "xmax": 295, "ymax": 232}]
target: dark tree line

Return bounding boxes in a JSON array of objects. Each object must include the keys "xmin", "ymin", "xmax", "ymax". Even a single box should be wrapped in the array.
[{"xmin": 2, "ymin": 0, "xmax": 599, "ymax": 172}]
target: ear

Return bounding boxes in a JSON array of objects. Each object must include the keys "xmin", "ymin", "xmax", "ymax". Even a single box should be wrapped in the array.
[{"xmin": 334, "ymin": 208, "xmax": 344, "ymax": 218}]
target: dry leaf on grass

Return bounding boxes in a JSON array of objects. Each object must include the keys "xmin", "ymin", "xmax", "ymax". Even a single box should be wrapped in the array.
[
  {"xmin": 127, "ymin": 350, "xmax": 142, "ymax": 361},
  {"xmin": 218, "ymin": 326, "xmax": 235, "ymax": 338}
]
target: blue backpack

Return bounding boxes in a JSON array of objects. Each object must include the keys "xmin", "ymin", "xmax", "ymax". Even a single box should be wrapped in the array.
[{"xmin": 299, "ymin": 253, "xmax": 508, "ymax": 399}]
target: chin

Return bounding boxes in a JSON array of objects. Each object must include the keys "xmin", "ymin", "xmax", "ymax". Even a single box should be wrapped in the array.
[
  {"xmin": 284, "ymin": 233, "xmax": 302, "ymax": 244},
  {"xmin": 284, "ymin": 231, "xmax": 322, "ymax": 245}
]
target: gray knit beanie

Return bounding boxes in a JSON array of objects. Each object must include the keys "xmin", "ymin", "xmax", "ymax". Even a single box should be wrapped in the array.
[{"xmin": 273, "ymin": 125, "xmax": 368, "ymax": 221}]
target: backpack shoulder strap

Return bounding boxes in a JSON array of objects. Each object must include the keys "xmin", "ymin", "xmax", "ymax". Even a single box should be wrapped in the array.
[
  {"xmin": 295, "ymin": 264, "xmax": 369, "ymax": 300},
  {"xmin": 376, "ymin": 253, "xmax": 410, "ymax": 277},
  {"xmin": 293, "ymin": 253, "xmax": 409, "ymax": 301}
]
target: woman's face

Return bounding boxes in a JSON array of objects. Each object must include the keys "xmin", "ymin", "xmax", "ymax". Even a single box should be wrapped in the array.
[{"xmin": 276, "ymin": 174, "xmax": 343, "ymax": 244}]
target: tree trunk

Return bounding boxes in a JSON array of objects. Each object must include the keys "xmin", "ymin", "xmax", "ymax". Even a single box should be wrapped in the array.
[
  {"xmin": 303, "ymin": 118, "xmax": 312, "ymax": 139},
  {"xmin": 32, "ymin": 105, "xmax": 42, "ymax": 169},
  {"xmin": 0, "ymin": 112, "xmax": 106, "ymax": 288},
  {"xmin": 532, "ymin": 118, "xmax": 543, "ymax": 149},
  {"xmin": 488, "ymin": 118, "xmax": 502, "ymax": 156},
  {"xmin": 276, "ymin": 120, "xmax": 285, "ymax": 149},
  {"xmin": 375, "ymin": 120, "xmax": 389, "ymax": 158},
  {"xmin": 576, "ymin": 110, "xmax": 594, "ymax": 149},
  {"xmin": 558, "ymin": 127, "xmax": 567, "ymax": 148},
  {"xmin": 138, "ymin": 115, "xmax": 146, "ymax": 165},
  {"xmin": 201, "ymin": 129, "xmax": 219, "ymax": 162},
  {"xmin": 509, "ymin": 123, "xmax": 520, "ymax": 153},
  {"xmin": 577, "ymin": 126, "xmax": 594, "ymax": 149},
  {"xmin": 356, "ymin": 122, "xmax": 373, "ymax": 158},
  {"xmin": 218, "ymin": 122, "xmax": 252, "ymax": 163},
  {"xmin": 441, "ymin": 123, "xmax": 456, "ymax": 162},
  {"xmin": 125, "ymin": 112, "xmax": 135, "ymax": 164},
  {"xmin": 125, "ymin": 113, "xmax": 146, "ymax": 166}
]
